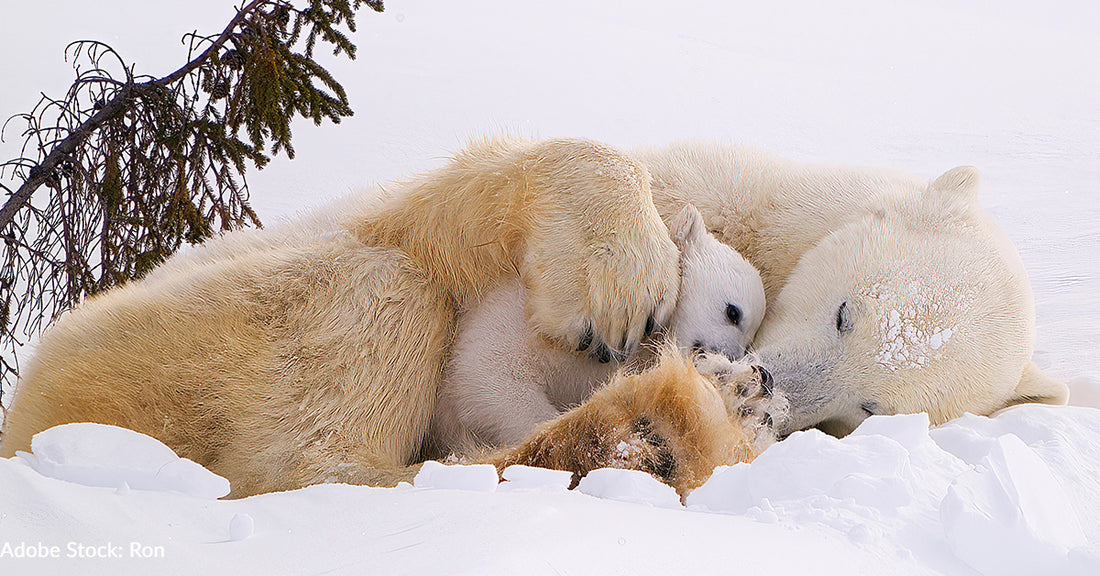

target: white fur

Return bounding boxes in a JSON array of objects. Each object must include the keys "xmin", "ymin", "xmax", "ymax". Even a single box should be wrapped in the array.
[
  {"xmin": 669, "ymin": 205, "xmax": 766, "ymax": 359},
  {"xmin": 634, "ymin": 143, "xmax": 1069, "ymax": 437},
  {"xmin": 430, "ymin": 204, "xmax": 765, "ymax": 454}
]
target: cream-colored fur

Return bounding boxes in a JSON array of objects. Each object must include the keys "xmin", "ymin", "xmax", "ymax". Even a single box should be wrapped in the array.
[
  {"xmin": 430, "ymin": 204, "xmax": 765, "ymax": 456},
  {"xmin": 0, "ymin": 137, "xmax": 681, "ymax": 497},
  {"xmin": 634, "ymin": 143, "xmax": 1069, "ymax": 436},
  {"xmin": 1, "ymin": 137, "xmax": 1067, "ymax": 496}
]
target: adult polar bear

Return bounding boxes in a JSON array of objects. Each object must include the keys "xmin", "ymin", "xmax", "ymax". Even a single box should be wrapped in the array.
[
  {"xmin": 0, "ymin": 137, "xmax": 1068, "ymax": 495},
  {"xmin": 0, "ymin": 138, "xmax": 683, "ymax": 497},
  {"xmin": 633, "ymin": 143, "xmax": 1068, "ymax": 437}
]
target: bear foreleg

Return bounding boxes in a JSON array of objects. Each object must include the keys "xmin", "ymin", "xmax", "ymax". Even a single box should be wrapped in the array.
[
  {"xmin": 356, "ymin": 137, "xmax": 682, "ymax": 362},
  {"xmin": 486, "ymin": 349, "xmax": 782, "ymax": 496}
]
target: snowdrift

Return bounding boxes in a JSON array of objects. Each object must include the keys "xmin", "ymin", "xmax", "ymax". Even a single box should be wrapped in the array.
[{"xmin": 2, "ymin": 406, "xmax": 1098, "ymax": 575}]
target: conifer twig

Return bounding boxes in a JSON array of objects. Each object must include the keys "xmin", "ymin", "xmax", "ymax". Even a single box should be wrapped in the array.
[{"xmin": 0, "ymin": 0, "xmax": 384, "ymax": 402}]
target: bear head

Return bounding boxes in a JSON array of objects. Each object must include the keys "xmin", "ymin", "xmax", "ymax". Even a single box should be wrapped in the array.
[
  {"xmin": 668, "ymin": 204, "xmax": 766, "ymax": 360},
  {"xmin": 754, "ymin": 166, "xmax": 1069, "ymax": 437}
]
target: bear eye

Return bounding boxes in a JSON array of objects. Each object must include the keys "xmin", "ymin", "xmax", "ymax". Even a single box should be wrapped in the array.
[
  {"xmin": 836, "ymin": 301, "xmax": 853, "ymax": 334},
  {"xmin": 725, "ymin": 303, "xmax": 742, "ymax": 327}
]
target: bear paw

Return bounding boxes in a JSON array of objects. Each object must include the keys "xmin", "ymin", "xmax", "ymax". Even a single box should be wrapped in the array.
[
  {"xmin": 694, "ymin": 352, "xmax": 791, "ymax": 452},
  {"xmin": 515, "ymin": 139, "xmax": 681, "ymax": 363},
  {"xmin": 522, "ymin": 218, "xmax": 681, "ymax": 364}
]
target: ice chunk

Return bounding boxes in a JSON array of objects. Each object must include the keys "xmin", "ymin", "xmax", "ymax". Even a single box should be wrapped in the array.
[
  {"xmin": 498, "ymin": 465, "xmax": 572, "ymax": 492},
  {"xmin": 15, "ymin": 423, "xmax": 230, "ymax": 499},
  {"xmin": 413, "ymin": 461, "xmax": 499, "ymax": 492},
  {"xmin": 575, "ymin": 468, "xmax": 681, "ymax": 508}
]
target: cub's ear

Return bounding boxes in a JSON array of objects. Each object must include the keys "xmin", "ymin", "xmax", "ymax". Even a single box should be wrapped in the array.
[
  {"xmin": 1004, "ymin": 362, "xmax": 1070, "ymax": 408},
  {"xmin": 929, "ymin": 166, "xmax": 981, "ymax": 201},
  {"xmin": 669, "ymin": 203, "xmax": 707, "ymax": 251}
]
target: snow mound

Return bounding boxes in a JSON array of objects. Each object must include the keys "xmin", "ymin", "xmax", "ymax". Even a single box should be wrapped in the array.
[
  {"xmin": 689, "ymin": 413, "xmax": 933, "ymax": 516},
  {"xmin": 499, "ymin": 464, "xmax": 572, "ymax": 491},
  {"xmin": 576, "ymin": 467, "xmax": 681, "ymax": 508},
  {"xmin": 14, "ymin": 422, "xmax": 230, "ymax": 499},
  {"xmin": 2, "ymin": 407, "xmax": 1099, "ymax": 575},
  {"xmin": 941, "ymin": 433, "xmax": 1086, "ymax": 575},
  {"xmin": 228, "ymin": 513, "xmax": 254, "ymax": 542},
  {"xmin": 414, "ymin": 460, "xmax": 499, "ymax": 492},
  {"xmin": 415, "ymin": 461, "xmax": 682, "ymax": 509},
  {"xmin": 686, "ymin": 405, "xmax": 1100, "ymax": 572}
]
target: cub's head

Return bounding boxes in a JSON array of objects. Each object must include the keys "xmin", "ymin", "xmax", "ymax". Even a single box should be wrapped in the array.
[
  {"xmin": 667, "ymin": 204, "xmax": 766, "ymax": 360},
  {"xmin": 754, "ymin": 167, "xmax": 1068, "ymax": 437}
]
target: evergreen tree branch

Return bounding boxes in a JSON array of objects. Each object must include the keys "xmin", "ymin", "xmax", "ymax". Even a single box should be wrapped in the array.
[
  {"xmin": 157, "ymin": 0, "xmax": 270, "ymax": 87},
  {"xmin": 0, "ymin": 84, "xmax": 134, "ymax": 232},
  {"xmin": 0, "ymin": 0, "xmax": 384, "ymax": 402}
]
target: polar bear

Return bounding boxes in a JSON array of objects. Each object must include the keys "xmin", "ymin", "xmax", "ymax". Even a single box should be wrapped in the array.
[
  {"xmin": 430, "ymin": 204, "xmax": 766, "ymax": 456},
  {"xmin": 1, "ymin": 137, "xmax": 1069, "ymax": 497},
  {"xmin": 0, "ymin": 138, "xmax": 685, "ymax": 497},
  {"xmin": 633, "ymin": 143, "xmax": 1069, "ymax": 437}
]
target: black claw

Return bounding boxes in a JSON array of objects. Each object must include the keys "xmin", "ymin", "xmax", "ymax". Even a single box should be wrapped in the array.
[
  {"xmin": 577, "ymin": 326, "xmax": 593, "ymax": 352},
  {"xmin": 754, "ymin": 366, "xmax": 774, "ymax": 398},
  {"xmin": 644, "ymin": 315, "xmax": 656, "ymax": 338},
  {"xmin": 738, "ymin": 405, "xmax": 754, "ymax": 418},
  {"xmin": 763, "ymin": 413, "xmax": 774, "ymax": 428}
]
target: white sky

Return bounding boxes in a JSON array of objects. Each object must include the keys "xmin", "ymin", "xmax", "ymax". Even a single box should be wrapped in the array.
[{"xmin": 1, "ymin": 0, "xmax": 1098, "ymax": 395}]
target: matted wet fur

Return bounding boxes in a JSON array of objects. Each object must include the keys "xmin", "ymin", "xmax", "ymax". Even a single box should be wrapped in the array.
[{"xmin": 485, "ymin": 348, "xmax": 783, "ymax": 496}]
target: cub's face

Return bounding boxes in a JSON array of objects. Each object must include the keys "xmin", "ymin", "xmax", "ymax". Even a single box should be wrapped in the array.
[
  {"xmin": 667, "ymin": 204, "xmax": 766, "ymax": 360},
  {"xmin": 753, "ymin": 209, "xmax": 1035, "ymax": 437},
  {"xmin": 671, "ymin": 239, "xmax": 765, "ymax": 360}
]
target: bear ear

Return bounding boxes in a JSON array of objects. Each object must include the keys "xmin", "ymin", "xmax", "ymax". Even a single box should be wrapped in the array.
[
  {"xmin": 669, "ymin": 203, "xmax": 707, "ymax": 251},
  {"xmin": 1003, "ymin": 362, "xmax": 1070, "ymax": 409},
  {"xmin": 929, "ymin": 166, "xmax": 981, "ymax": 201}
]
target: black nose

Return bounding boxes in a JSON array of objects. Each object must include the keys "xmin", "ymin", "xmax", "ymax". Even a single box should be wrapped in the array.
[{"xmin": 753, "ymin": 365, "xmax": 773, "ymax": 397}]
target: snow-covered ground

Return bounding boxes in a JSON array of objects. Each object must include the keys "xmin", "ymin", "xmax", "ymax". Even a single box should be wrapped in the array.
[
  {"xmin": 3, "ymin": 408, "xmax": 1099, "ymax": 574},
  {"xmin": 2, "ymin": 0, "xmax": 1099, "ymax": 574}
]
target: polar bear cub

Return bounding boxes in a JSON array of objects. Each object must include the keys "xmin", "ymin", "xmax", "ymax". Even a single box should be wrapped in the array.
[{"xmin": 429, "ymin": 204, "xmax": 766, "ymax": 456}]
